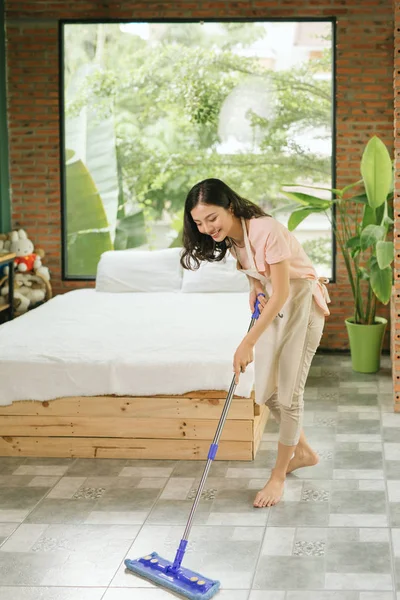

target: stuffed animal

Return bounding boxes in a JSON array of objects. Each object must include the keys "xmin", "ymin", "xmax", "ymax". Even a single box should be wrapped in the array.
[
  {"xmin": 0, "ymin": 285, "xmax": 31, "ymax": 314},
  {"xmin": 5, "ymin": 229, "xmax": 50, "ymax": 281},
  {"xmin": 0, "ymin": 233, "xmax": 9, "ymax": 254},
  {"xmin": 16, "ymin": 273, "xmax": 46, "ymax": 306},
  {"xmin": 1, "ymin": 272, "xmax": 48, "ymax": 314}
]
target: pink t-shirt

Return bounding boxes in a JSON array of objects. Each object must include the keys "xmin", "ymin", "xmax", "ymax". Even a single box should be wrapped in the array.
[{"xmin": 231, "ymin": 216, "xmax": 330, "ymax": 316}]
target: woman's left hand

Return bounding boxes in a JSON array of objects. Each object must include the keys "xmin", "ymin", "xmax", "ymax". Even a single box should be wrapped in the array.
[{"xmin": 233, "ymin": 339, "xmax": 254, "ymax": 384}]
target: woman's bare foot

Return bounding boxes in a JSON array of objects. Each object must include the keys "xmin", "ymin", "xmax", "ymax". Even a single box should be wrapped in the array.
[
  {"xmin": 253, "ymin": 470, "xmax": 285, "ymax": 508},
  {"xmin": 286, "ymin": 448, "xmax": 319, "ymax": 474}
]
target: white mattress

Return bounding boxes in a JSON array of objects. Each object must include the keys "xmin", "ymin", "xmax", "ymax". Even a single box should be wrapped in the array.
[{"xmin": 0, "ymin": 289, "xmax": 255, "ymax": 405}]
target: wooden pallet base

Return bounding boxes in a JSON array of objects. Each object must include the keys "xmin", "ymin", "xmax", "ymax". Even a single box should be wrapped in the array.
[{"xmin": 0, "ymin": 391, "xmax": 269, "ymax": 461}]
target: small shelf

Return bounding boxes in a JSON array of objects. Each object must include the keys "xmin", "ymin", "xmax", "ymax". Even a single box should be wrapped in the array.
[{"xmin": 0, "ymin": 304, "xmax": 10, "ymax": 313}]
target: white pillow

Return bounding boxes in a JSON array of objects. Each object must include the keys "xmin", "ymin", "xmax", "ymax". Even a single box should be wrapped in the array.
[
  {"xmin": 181, "ymin": 253, "xmax": 249, "ymax": 293},
  {"xmin": 96, "ymin": 247, "xmax": 183, "ymax": 292}
]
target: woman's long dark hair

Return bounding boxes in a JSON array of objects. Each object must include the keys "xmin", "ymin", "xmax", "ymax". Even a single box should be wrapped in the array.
[{"xmin": 180, "ymin": 178, "xmax": 268, "ymax": 270}]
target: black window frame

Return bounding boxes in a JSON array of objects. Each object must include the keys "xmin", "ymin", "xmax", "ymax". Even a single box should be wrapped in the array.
[{"xmin": 59, "ymin": 17, "xmax": 337, "ymax": 282}]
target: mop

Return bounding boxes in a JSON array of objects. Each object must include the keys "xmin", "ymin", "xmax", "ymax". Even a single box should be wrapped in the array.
[{"xmin": 124, "ymin": 294, "xmax": 265, "ymax": 600}]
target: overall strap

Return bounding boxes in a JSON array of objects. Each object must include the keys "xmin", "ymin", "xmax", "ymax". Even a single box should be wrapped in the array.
[{"xmin": 241, "ymin": 218, "xmax": 257, "ymax": 271}]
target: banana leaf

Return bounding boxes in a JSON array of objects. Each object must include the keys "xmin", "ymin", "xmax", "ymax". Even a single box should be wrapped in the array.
[
  {"xmin": 65, "ymin": 64, "xmax": 119, "ymax": 242},
  {"xmin": 361, "ymin": 136, "xmax": 392, "ymax": 209},
  {"xmin": 66, "ymin": 149, "xmax": 113, "ymax": 277},
  {"xmin": 114, "ymin": 211, "xmax": 147, "ymax": 250}
]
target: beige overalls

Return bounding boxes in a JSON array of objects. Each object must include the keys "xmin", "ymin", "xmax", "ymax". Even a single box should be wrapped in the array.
[{"xmin": 233, "ymin": 218, "xmax": 328, "ymax": 446}]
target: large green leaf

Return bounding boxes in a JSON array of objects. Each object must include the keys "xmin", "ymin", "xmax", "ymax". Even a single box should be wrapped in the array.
[
  {"xmin": 349, "ymin": 193, "xmax": 368, "ymax": 205},
  {"xmin": 66, "ymin": 64, "xmax": 119, "ymax": 242},
  {"xmin": 358, "ymin": 266, "xmax": 370, "ymax": 281},
  {"xmin": 287, "ymin": 207, "xmax": 325, "ymax": 231},
  {"xmin": 361, "ymin": 204, "xmax": 376, "ymax": 229},
  {"xmin": 360, "ymin": 224, "xmax": 386, "ymax": 251},
  {"xmin": 66, "ymin": 150, "xmax": 113, "ymax": 276},
  {"xmin": 114, "ymin": 211, "xmax": 147, "ymax": 250},
  {"xmin": 369, "ymin": 258, "xmax": 392, "ymax": 305},
  {"xmin": 361, "ymin": 136, "xmax": 392, "ymax": 209},
  {"xmin": 376, "ymin": 241, "xmax": 394, "ymax": 269},
  {"xmin": 67, "ymin": 232, "xmax": 113, "ymax": 276},
  {"xmin": 346, "ymin": 236, "xmax": 360, "ymax": 249},
  {"xmin": 282, "ymin": 183, "xmax": 343, "ymax": 196},
  {"xmin": 282, "ymin": 191, "xmax": 331, "ymax": 210}
]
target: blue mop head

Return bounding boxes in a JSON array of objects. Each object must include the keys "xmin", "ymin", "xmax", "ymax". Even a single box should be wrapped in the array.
[{"xmin": 125, "ymin": 552, "xmax": 220, "ymax": 600}]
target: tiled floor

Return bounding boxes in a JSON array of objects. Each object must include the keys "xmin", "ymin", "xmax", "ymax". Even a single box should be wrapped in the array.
[{"xmin": 0, "ymin": 353, "xmax": 397, "ymax": 600}]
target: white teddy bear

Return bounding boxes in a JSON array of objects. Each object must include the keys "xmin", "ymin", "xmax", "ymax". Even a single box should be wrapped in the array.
[{"xmin": 5, "ymin": 229, "xmax": 50, "ymax": 281}]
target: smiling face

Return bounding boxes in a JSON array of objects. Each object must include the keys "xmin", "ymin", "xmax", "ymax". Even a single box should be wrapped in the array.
[{"xmin": 190, "ymin": 203, "xmax": 238, "ymax": 243}]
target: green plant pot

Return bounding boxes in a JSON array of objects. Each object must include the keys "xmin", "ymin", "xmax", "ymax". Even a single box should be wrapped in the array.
[{"xmin": 345, "ymin": 317, "xmax": 387, "ymax": 373}]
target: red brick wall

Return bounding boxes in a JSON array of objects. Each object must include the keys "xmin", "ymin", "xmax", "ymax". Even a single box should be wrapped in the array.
[
  {"xmin": 394, "ymin": 1, "xmax": 400, "ymax": 409},
  {"xmin": 4, "ymin": 1, "xmax": 395, "ymax": 350}
]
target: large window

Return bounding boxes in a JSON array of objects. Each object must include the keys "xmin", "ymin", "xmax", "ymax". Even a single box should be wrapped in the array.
[{"xmin": 61, "ymin": 20, "xmax": 334, "ymax": 279}]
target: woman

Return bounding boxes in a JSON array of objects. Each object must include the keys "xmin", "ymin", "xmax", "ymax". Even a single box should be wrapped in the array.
[{"xmin": 181, "ymin": 178, "xmax": 330, "ymax": 508}]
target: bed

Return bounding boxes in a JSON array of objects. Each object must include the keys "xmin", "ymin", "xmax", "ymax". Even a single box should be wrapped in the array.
[{"xmin": 0, "ymin": 248, "xmax": 269, "ymax": 460}]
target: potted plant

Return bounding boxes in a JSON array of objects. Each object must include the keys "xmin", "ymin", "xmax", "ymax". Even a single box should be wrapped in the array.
[{"xmin": 282, "ymin": 135, "xmax": 393, "ymax": 373}]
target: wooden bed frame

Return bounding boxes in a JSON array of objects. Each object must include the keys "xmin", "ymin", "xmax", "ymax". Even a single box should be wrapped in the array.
[{"xmin": 0, "ymin": 390, "xmax": 269, "ymax": 461}]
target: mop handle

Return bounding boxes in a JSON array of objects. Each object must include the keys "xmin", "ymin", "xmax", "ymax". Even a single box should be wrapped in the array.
[{"xmin": 172, "ymin": 295, "xmax": 263, "ymax": 571}]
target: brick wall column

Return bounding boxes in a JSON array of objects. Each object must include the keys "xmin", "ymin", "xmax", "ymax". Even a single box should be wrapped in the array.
[{"xmin": 394, "ymin": 0, "xmax": 400, "ymax": 410}]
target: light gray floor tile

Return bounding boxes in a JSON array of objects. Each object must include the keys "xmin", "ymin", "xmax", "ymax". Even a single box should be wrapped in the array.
[
  {"xmin": 384, "ymin": 444, "xmax": 400, "ymax": 460},
  {"xmin": 0, "ymin": 522, "xmax": 18, "ymax": 548},
  {"xmin": 120, "ymin": 466, "xmax": 174, "ymax": 478},
  {"xmin": 0, "ymin": 458, "xmax": 27, "ymax": 475},
  {"xmin": 47, "ymin": 477, "xmax": 87, "ymax": 499},
  {"xmin": 0, "ymin": 552, "xmax": 63, "ymax": 585},
  {"xmin": 14, "ymin": 465, "xmax": 70, "ymax": 476},
  {"xmin": 334, "ymin": 450, "xmax": 383, "ymax": 470},
  {"xmin": 329, "ymin": 514, "xmax": 388, "ymax": 527},
  {"xmin": 268, "ymin": 502, "xmax": 330, "ymax": 527},
  {"xmin": 145, "ymin": 500, "xmax": 211, "ymax": 526},
  {"xmin": 286, "ymin": 593, "xmax": 358, "ymax": 600},
  {"xmin": 253, "ymin": 555, "xmax": 325, "ymax": 590},
  {"xmin": 0, "ymin": 523, "xmax": 48, "ymax": 552},
  {"xmin": 387, "ymin": 481, "xmax": 400, "ymax": 502},
  {"xmin": 136, "ymin": 478, "xmax": 169, "ymax": 489},
  {"xmin": 359, "ymin": 593, "xmax": 394, "ymax": 600},
  {"xmin": 261, "ymin": 527, "xmax": 295, "ymax": 555},
  {"xmin": 159, "ymin": 477, "xmax": 195, "ymax": 500},
  {"xmin": 0, "ymin": 509, "xmax": 30, "ymax": 522},
  {"xmin": 359, "ymin": 480, "xmax": 386, "ymax": 491},
  {"xmin": 385, "ymin": 462, "xmax": 400, "ymax": 479},
  {"xmin": 67, "ymin": 459, "xmax": 127, "ymax": 477},
  {"xmin": 359, "ymin": 528, "xmax": 390, "ymax": 542},
  {"xmin": 389, "ymin": 504, "xmax": 400, "ymax": 527},
  {"xmin": 325, "ymin": 541, "xmax": 391, "ymax": 573},
  {"xmin": 24, "ymin": 499, "xmax": 97, "ymax": 524},
  {"xmin": 0, "ymin": 487, "xmax": 48, "ymax": 510},
  {"xmin": 106, "ymin": 590, "xmax": 248, "ymax": 599},
  {"xmin": 85, "ymin": 511, "xmax": 149, "ymax": 525},
  {"xmin": 333, "ymin": 470, "xmax": 384, "ymax": 480},
  {"xmin": 330, "ymin": 490, "xmax": 386, "ymax": 514},
  {"xmin": 0, "ymin": 475, "xmax": 36, "ymax": 487},
  {"xmin": 249, "ymin": 593, "xmax": 285, "ymax": 599},
  {"xmin": 0, "ymin": 588, "xmax": 105, "ymax": 600},
  {"xmin": 325, "ymin": 572, "xmax": 393, "ymax": 590},
  {"xmin": 28, "ymin": 476, "xmax": 60, "ymax": 487},
  {"xmin": 37, "ymin": 524, "xmax": 139, "ymax": 586}
]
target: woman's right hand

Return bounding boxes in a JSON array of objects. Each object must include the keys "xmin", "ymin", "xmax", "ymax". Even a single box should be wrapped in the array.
[{"xmin": 249, "ymin": 288, "xmax": 267, "ymax": 314}]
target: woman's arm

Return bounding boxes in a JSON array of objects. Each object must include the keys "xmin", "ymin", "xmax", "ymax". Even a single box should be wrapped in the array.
[
  {"xmin": 245, "ymin": 259, "xmax": 290, "ymax": 345},
  {"xmin": 233, "ymin": 259, "xmax": 290, "ymax": 383}
]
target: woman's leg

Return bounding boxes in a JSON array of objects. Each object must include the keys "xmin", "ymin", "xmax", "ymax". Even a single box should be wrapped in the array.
[
  {"xmin": 254, "ymin": 304, "xmax": 325, "ymax": 508},
  {"xmin": 253, "ymin": 394, "xmax": 301, "ymax": 508},
  {"xmin": 286, "ymin": 429, "xmax": 319, "ymax": 474}
]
